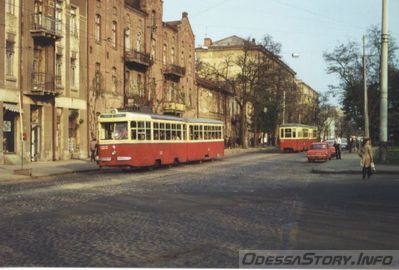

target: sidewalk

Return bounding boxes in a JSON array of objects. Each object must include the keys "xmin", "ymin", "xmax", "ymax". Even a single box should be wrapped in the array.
[
  {"xmin": 311, "ymin": 152, "xmax": 399, "ymax": 175},
  {"xmin": 0, "ymin": 146, "xmax": 276, "ymax": 182}
]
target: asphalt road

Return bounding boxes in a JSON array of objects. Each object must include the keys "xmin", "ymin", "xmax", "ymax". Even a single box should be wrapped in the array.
[{"xmin": 1, "ymin": 151, "xmax": 399, "ymax": 267}]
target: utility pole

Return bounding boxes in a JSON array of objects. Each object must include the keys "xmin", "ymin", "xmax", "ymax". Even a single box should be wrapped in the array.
[
  {"xmin": 363, "ymin": 35, "xmax": 370, "ymax": 138},
  {"xmin": 379, "ymin": 0, "xmax": 389, "ymax": 162},
  {"xmin": 282, "ymin": 90, "xmax": 286, "ymax": 124}
]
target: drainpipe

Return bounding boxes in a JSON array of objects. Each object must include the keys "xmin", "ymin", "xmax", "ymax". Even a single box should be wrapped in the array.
[
  {"xmin": 18, "ymin": 1, "xmax": 24, "ymax": 168},
  {"xmin": 86, "ymin": 0, "xmax": 90, "ymax": 156}
]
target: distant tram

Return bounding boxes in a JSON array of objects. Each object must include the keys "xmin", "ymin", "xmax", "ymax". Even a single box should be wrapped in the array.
[
  {"xmin": 97, "ymin": 110, "xmax": 224, "ymax": 168},
  {"xmin": 278, "ymin": 124, "xmax": 318, "ymax": 152}
]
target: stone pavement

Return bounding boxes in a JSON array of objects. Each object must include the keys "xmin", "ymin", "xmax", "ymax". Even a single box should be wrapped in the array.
[
  {"xmin": 311, "ymin": 151, "xmax": 399, "ymax": 175},
  {"xmin": 0, "ymin": 147, "xmax": 276, "ymax": 182}
]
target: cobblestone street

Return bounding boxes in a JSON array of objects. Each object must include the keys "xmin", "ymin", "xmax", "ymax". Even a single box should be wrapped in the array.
[{"xmin": 1, "ymin": 152, "xmax": 399, "ymax": 267}]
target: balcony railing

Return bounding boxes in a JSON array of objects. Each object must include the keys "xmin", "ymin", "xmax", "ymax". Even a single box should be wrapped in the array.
[
  {"xmin": 162, "ymin": 102, "xmax": 186, "ymax": 113},
  {"xmin": 31, "ymin": 72, "xmax": 60, "ymax": 95},
  {"xmin": 31, "ymin": 13, "xmax": 63, "ymax": 41},
  {"xmin": 124, "ymin": 49, "xmax": 152, "ymax": 68},
  {"xmin": 163, "ymin": 64, "xmax": 186, "ymax": 79}
]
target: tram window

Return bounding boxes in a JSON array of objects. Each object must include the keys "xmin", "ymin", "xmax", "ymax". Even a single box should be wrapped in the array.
[
  {"xmin": 284, "ymin": 128, "xmax": 292, "ymax": 138},
  {"xmin": 183, "ymin": 125, "xmax": 187, "ymax": 140},
  {"xmin": 146, "ymin": 124, "xmax": 151, "ymax": 140},
  {"xmin": 313, "ymin": 130, "xmax": 317, "ymax": 139},
  {"xmin": 101, "ymin": 123, "xmax": 113, "ymax": 140},
  {"xmin": 131, "ymin": 121, "xmax": 150, "ymax": 141},
  {"xmin": 298, "ymin": 131, "xmax": 303, "ymax": 138},
  {"xmin": 189, "ymin": 125, "xmax": 194, "ymax": 141},
  {"xmin": 204, "ymin": 126, "xmax": 209, "ymax": 139},
  {"xmin": 303, "ymin": 129, "xmax": 309, "ymax": 138},
  {"xmin": 198, "ymin": 125, "xmax": 203, "ymax": 140},
  {"xmin": 176, "ymin": 124, "xmax": 182, "ymax": 140},
  {"xmin": 99, "ymin": 122, "xmax": 128, "ymax": 140},
  {"xmin": 166, "ymin": 129, "xmax": 171, "ymax": 140},
  {"xmin": 280, "ymin": 129, "xmax": 284, "ymax": 138}
]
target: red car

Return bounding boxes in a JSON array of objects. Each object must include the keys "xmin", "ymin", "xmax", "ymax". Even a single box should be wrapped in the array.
[
  {"xmin": 325, "ymin": 140, "xmax": 337, "ymax": 158},
  {"xmin": 307, "ymin": 142, "xmax": 331, "ymax": 162}
]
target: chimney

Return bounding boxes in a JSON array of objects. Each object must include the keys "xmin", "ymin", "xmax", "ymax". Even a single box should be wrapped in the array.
[
  {"xmin": 204, "ymin": 38, "xmax": 212, "ymax": 47},
  {"xmin": 182, "ymin": 12, "xmax": 188, "ymax": 18}
]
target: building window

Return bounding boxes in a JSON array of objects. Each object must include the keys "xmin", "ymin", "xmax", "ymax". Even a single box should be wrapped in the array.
[
  {"xmin": 6, "ymin": 41, "xmax": 14, "ymax": 77},
  {"xmin": 151, "ymin": 10, "xmax": 156, "ymax": 29},
  {"xmin": 136, "ymin": 32, "xmax": 142, "ymax": 51},
  {"xmin": 111, "ymin": 21, "xmax": 117, "ymax": 48},
  {"xmin": 70, "ymin": 57, "xmax": 77, "ymax": 88},
  {"xmin": 56, "ymin": 1, "xmax": 62, "ymax": 23},
  {"xmin": 151, "ymin": 39, "xmax": 156, "ymax": 59},
  {"xmin": 112, "ymin": 67, "xmax": 117, "ymax": 93},
  {"xmin": 95, "ymin": 14, "xmax": 101, "ymax": 42},
  {"xmin": 171, "ymin": 47, "xmax": 175, "ymax": 64},
  {"xmin": 70, "ymin": 6, "xmax": 77, "ymax": 37},
  {"xmin": 112, "ymin": 6, "xmax": 117, "ymax": 15},
  {"xmin": 163, "ymin": 43, "xmax": 167, "ymax": 65},
  {"xmin": 137, "ymin": 74, "xmax": 143, "ymax": 97},
  {"xmin": 56, "ymin": 54, "xmax": 63, "ymax": 87},
  {"xmin": 124, "ymin": 28, "xmax": 130, "ymax": 51},
  {"xmin": 6, "ymin": 0, "xmax": 15, "ymax": 15}
]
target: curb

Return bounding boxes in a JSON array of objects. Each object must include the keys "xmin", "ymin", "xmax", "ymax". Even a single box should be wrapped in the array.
[{"xmin": 311, "ymin": 169, "xmax": 399, "ymax": 175}]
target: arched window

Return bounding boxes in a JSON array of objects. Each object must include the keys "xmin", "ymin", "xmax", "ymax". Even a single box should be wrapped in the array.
[
  {"xmin": 111, "ymin": 21, "xmax": 117, "ymax": 48},
  {"xmin": 95, "ymin": 14, "xmax": 101, "ymax": 42},
  {"xmin": 136, "ymin": 31, "xmax": 142, "ymax": 51},
  {"xmin": 112, "ymin": 67, "xmax": 117, "ymax": 92},
  {"xmin": 163, "ymin": 43, "xmax": 167, "ymax": 65},
  {"xmin": 124, "ymin": 28, "xmax": 130, "ymax": 51}
]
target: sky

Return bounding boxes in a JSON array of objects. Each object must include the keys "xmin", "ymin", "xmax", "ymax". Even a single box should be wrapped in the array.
[{"xmin": 163, "ymin": 0, "xmax": 399, "ymax": 105}]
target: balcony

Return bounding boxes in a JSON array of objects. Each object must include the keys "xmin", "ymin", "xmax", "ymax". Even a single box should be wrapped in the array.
[
  {"xmin": 162, "ymin": 102, "xmax": 186, "ymax": 114},
  {"xmin": 30, "ymin": 13, "xmax": 63, "ymax": 41},
  {"xmin": 124, "ymin": 49, "xmax": 152, "ymax": 70},
  {"xmin": 163, "ymin": 64, "xmax": 186, "ymax": 80},
  {"xmin": 29, "ymin": 72, "xmax": 60, "ymax": 96}
]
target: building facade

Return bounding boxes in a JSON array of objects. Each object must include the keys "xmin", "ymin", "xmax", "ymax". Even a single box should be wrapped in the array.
[
  {"xmin": 87, "ymin": 0, "xmax": 197, "ymax": 139},
  {"xmin": 1, "ymin": 0, "xmax": 88, "ymax": 165},
  {"xmin": 196, "ymin": 36, "xmax": 298, "ymax": 145},
  {"xmin": 295, "ymin": 80, "xmax": 319, "ymax": 125},
  {"xmin": 196, "ymin": 77, "xmax": 233, "ymax": 137}
]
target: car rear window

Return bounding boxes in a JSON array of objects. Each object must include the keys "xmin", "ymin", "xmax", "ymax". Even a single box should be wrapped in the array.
[{"xmin": 310, "ymin": 144, "xmax": 326, "ymax": 149}]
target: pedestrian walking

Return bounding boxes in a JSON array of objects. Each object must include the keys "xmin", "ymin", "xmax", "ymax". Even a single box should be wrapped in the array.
[
  {"xmin": 348, "ymin": 137, "xmax": 353, "ymax": 153},
  {"xmin": 334, "ymin": 136, "xmax": 342, "ymax": 159},
  {"xmin": 90, "ymin": 138, "xmax": 98, "ymax": 162},
  {"xmin": 359, "ymin": 138, "xmax": 374, "ymax": 179}
]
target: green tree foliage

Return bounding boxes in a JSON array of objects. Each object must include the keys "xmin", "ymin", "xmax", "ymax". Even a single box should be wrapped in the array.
[{"xmin": 323, "ymin": 25, "xmax": 399, "ymax": 142}]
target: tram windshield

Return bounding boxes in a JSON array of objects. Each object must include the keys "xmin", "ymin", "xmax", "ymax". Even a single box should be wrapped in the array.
[{"xmin": 100, "ymin": 122, "xmax": 128, "ymax": 140}]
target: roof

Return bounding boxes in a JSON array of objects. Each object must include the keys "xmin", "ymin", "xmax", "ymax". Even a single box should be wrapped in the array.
[
  {"xmin": 99, "ymin": 110, "xmax": 223, "ymax": 125},
  {"xmin": 211, "ymin": 35, "xmax": 249, "ymax": 47},
  {"xmin": 164, "ymin": 21, "xmax": 180, "ymax": 31},
  {"xmin": 198, "ymin": 35, "xmax": 296, "ymax": 77}
]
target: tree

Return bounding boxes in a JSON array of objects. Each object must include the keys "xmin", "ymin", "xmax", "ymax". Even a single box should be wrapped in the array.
[
  {"xmin": 198, "ymin": 39, "xmax": 263, "ymax": 148},
  {"xmin": 323, "ymin": 25, "xmax": 399, "ymax": 142}
]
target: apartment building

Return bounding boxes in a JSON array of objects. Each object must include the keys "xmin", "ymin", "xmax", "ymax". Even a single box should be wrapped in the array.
[
  {"xmin": 295, "ymin": 79, "xmax": 319, "ymax": 125},
  {"xmin": 196, "ymin": 77, "xmax": 233, "ymax": 138},
  {"xmin": 87, "ymin": 0, "xmax": 196, "ymax": 139},
  {"xmin": 1, "ymin": 0, "xmax": 88, "ymax": 164},
  {"xmin": 196, "ymin": 35, "xmax": 298, "ymax": 145}
]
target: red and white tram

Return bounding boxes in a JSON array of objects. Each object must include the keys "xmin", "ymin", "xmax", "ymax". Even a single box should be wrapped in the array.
[
  {"xmin": 278, "ymin": 124, "xmax": 318, "ymax": 152},
  {"xmin": 97, "ymin": 110, "xmax": 224, "ymax": 168}
]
